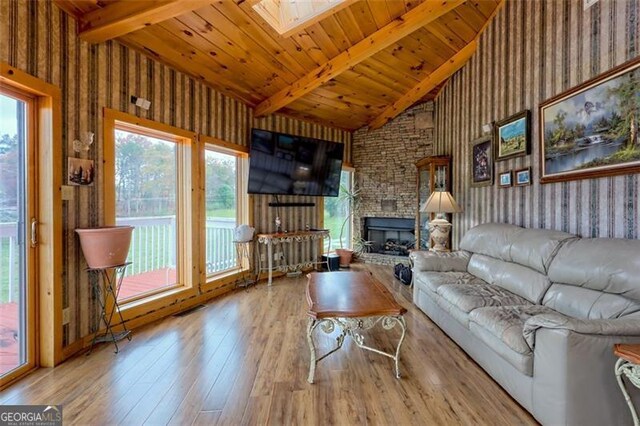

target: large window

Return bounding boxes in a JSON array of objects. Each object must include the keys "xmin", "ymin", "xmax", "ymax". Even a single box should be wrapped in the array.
[
  {"xmin": 114, "ymin": 128, "xmax": 180, "ymax": 301},
  {"xmin": 204, "ymin": 144, "xmax": 248, "ymax": 277},
  {"xmin": 105, "ymin": 110, "xmax": 196, "ymax": 306},
  {"xmin": 324, "ymin": 169, "xmax": 353, "ymax": 252}
]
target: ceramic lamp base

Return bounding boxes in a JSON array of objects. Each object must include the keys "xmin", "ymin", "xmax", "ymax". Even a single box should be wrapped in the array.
[{"xmin": 428, "ymin": 217, "xmax": 452, "ymax": 252}]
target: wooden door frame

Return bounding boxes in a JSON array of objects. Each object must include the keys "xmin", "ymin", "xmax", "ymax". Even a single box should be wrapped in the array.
[{"xmin": 0, "ymin": 63, "xmax": 64, "ymax": 386}]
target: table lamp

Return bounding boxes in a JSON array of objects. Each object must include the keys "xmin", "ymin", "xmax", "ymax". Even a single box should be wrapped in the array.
[{"xmin": 420, "ymin": 191, "xmax": 462, "ymax": 252}]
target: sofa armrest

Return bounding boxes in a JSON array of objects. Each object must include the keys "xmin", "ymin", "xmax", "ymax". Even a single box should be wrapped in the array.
[
  {"xmin": 523, "ymin": 312, "xmax": 640, "ymax": 349},
  {"xmin": 531, "ymin": 327, "xmax": 640, "ymax": 425},
  {"xmin": 409, "ymin": 250, "xmax": 471, "ymax": 272}
]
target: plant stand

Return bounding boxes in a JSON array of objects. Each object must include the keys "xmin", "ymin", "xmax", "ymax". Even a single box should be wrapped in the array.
[
  {"xmin": 87, "ymin": 262, "xmax": 132, "ymax": 354},
  {"xmin": 233, "ymin": 240, "xmax": 256, "ymax": 289}
]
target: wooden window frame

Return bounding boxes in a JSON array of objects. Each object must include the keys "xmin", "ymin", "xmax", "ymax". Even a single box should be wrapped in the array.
[
  {"xmin": 0, "ymin": 63, "xmax": 63, "ymax": 386},
  {"xmin": 103, "ymin": 108, "xmax": 199, "ymax": 318},
  {"xmin": 199, "ymin": 135, "xmax": 250, "ymax": 291}
]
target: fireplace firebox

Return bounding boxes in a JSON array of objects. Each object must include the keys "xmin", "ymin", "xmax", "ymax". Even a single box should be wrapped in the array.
[{"xmin": 363, "ymin": 217, "xmax": 415, "ymax": 257}]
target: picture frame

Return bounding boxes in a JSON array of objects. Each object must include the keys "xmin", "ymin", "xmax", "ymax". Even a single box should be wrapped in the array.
[
  {"xmin": 494, "ymin": 110, "xmax": 531, "ymax": 161},
  {"xmin": 470, "ymin": 135, "xmax": 493, "ymax": 187},
  {"xmin": 498, "ymin": 171, "xmax": 512, "ymax": 188},
  {"xmin": 515, "ymin": 167, "xmax": 532, "ymax": 186},
  {"xmin": 67, "ymin": 157, "xmax": 95, "ymax": 186},
  {"xmin": 540, "ymin": 57, "xmax": 640, "ymax": 184}
]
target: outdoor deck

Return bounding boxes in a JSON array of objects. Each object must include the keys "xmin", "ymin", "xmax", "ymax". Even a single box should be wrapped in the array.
[{"xmin": 0, "ymin": 268, "xmax": 176, "ymax": 375}]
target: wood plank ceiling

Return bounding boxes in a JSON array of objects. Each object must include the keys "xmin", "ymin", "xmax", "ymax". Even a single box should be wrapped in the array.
[{"xmin": 54, "ymin": 0, "xmax": 503, "ymax": 131}]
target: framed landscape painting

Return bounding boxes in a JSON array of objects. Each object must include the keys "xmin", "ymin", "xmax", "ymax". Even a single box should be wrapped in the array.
[
  {"xmin": 470, "ymin": 135, "xmax": 493, "ymax": 187},
  {"xmin": 494, "ymin": 110, "xmax": 531, "ymax": 161},
  {"xmin": 540, "ymin": 57, "xmax": 640, "ymax": 183}
]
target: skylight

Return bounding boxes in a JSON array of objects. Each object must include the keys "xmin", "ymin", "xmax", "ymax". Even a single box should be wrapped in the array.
[{"xmin": 253, "ymin": 0, "xmax": 353, "ymax": 37}]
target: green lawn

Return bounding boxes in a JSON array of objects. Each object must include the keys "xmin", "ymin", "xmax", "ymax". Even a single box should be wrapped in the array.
[
  {"xmin": 206, "ymin": 209, "xmax": 236, "ymax": 218},
  {"xmin": 324, "ymin": 213, "xmax": 350, "ymax": 250}
]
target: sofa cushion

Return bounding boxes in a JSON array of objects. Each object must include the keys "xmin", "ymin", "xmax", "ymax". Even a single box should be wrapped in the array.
[
  {"xmin": 436, "ymin": 283, "xmax": 530, "ymax": 313},
  {"xmin": 414, "ymin": 271, "xmax": 486, "ymax": 293},
  {"xmin": 469, "ymin": 305, "xmax": 557, "ymax": 354},
  {"xmin": 459, "ymin": 223, "xmax": 575, "ymax": 274},
  {"xmin": 433, "ymin": 294, "xmax": 473, "ymax": 327},
  {"xmin": 410, "ymin": 250, "xmax": 471, "ymax": 272},
  {"xmin": 468, "ymin": 322, "xmax": 534, "ymax": 376},
  {"xmin": 543, "ymin": 284, "xmax": 640, "ymax": 320},
  {"xmin": 468, "ymin": 305, "xmax": 555, "ymax": 376},
  {"xmin": 468, "ymin": 254, "xmax": 551, "ymax": 304},
  {"xmin": 546, "ymin": 238, "xmax": 640, "ymax": 319}
]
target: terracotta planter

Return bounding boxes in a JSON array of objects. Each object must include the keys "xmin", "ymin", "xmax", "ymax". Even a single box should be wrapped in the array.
[
  {"xmin": 335, "ymin": 248, "xmax": 354, "ymax": 267},
  {"xmin": 75, "ymin": 226, "xmax": 134, "ymax": 269}
]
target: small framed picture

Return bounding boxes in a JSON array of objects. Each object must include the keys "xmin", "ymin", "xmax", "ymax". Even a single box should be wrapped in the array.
[
  {"xmin": 515, "ymin": 167, "xmax": 532, "ymax": 186},
  {"xmin": 494, "ymin": 110, "xmax": 531, "ymax": 161},
  {"xmin": 68, "ymin": 157, "xmax": 95, "ymax": 186},
  {"xmin": 499, "ymin": 171, "xmax": 512, "ymax": 188},
  {"xmin": 470, "ymin": 135, "xmax": 493, "ymax": 187}
]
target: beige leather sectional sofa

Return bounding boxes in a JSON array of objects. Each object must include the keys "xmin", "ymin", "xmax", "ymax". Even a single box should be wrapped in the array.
[{"xmin": 410, "ymin": 223, "xmax": 640, "ymax": 425}]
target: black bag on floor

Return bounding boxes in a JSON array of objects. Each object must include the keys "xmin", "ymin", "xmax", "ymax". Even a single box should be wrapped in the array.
[{"xmin": 394, "ymin": 263, "xmax": 412, "ymax": 285}]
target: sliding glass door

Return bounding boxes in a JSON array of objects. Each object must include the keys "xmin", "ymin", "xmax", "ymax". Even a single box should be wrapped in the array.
[{"xmin": 0, "ymin": 87, "xmax": 36, "ymax": 381}]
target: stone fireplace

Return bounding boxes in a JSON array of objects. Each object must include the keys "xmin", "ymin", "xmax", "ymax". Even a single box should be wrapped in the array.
[{"xmin": 352, "ymin": 102, "xmax": 434, "ymax": 266}]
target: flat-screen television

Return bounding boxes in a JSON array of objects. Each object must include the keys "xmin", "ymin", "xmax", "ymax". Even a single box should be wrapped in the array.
[{"xmin": 248, "ymin": 128, "xmax": 344, "ymax": 197}]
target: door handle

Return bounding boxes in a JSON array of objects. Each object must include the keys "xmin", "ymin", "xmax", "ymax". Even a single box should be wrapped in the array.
[{"xmin": 31, "ymin": 218, "xmax": 38, "ymax": 247}]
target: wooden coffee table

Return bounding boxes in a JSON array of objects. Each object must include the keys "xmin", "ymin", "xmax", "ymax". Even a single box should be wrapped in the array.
[{"xmin": 305, "ymin": 271, "xmax": 407, "ymax": 383}]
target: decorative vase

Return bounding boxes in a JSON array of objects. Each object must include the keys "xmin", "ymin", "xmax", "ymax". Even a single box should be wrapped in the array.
[
  {"xmin": 428, "ymin": 217, "xmax": 452, "ymax": 252},
  {"xmin": 75, "ymin": 226, "xmax": 134, "ymax": 269},
  {"xmin": 335, "ymin": 248, "xmax": 354, "ymax": 267}
]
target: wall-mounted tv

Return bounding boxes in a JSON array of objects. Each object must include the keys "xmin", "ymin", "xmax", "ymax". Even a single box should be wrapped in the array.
[{"xmin": 248, "ymin": 129, "xmax": 344, "ymax": 197}]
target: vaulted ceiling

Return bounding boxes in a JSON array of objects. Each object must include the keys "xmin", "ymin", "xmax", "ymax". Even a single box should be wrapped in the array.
[{"xmin": 55, "ymin": 0, "xmax": 503, "ymax": 131}]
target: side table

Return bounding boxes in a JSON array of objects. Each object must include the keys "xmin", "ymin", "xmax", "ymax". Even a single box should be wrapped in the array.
[
  {"xmin": 256, "ymin": 230, "xmax": 330, "ymax": 285},
  {"xmin": 87, "ymin": 262, "xmax": 133, "ymax": 354},
  {"xmin": 614, "ymin": 343, "xmax": 640, "ymax": 426}
]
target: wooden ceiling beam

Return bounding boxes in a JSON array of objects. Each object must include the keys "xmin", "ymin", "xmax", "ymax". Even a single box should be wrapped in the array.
[
  {"xmin": 367, "ymin": 39, "xmax": 477, "ymax": 130},
  {"xmin": 253, "ymin": 0, "xmax": 465, "ymax": 117},
  {"xmin": 77, "ymin": 0, "xmax": 213, "ymax": 44}
]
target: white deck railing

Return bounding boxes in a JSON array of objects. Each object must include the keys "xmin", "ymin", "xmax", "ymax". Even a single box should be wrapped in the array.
[
  {"xmin": 114, "ymin": 216, "xmax": 237, "ymax": 276},
  {"xmin": 0, "ymin": 217, "xmax": 238, "ymax": 303},
  {"xmin": 0, "ymin": 222, "xmax": 19, "ymax": 303}
]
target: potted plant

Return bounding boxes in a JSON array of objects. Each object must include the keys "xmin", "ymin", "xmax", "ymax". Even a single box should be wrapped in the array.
[
  {"xmin": 335, "ymin": 183, "xmax": 363, "ymax": 267},
  {"xmin": 352, "ymin": 237, "xmax": 373, "ymax": 259}
]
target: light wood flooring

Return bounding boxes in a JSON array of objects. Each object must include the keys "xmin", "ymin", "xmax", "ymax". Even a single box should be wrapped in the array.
[{"xmin": 0, "ymin": 264, "xmax": 536, "ymax": 425}]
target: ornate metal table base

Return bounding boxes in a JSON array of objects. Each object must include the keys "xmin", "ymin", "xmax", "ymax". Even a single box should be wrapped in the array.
[
  {"xmin": 306, "ymin": 315, "xmax": 407, "ymax": 384},
  {"xmin": 615, "ymin": 357, "xmax": 640, "ymax": 425},
  {"xmin": 257, "ymin": 230, "xmax": 330, "ymax": 286}
]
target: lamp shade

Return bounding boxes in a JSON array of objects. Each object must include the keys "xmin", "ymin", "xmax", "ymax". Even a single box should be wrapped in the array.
[{"xmin": 420, "ymin": 191, "xmax": 462, "ymax": 214}]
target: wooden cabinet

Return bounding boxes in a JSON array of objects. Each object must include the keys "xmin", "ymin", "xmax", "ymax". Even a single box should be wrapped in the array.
[{"xmin": 415, "ymin": 156, "xmax": 451, "ymax": 250}]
